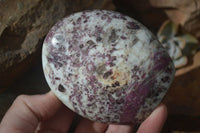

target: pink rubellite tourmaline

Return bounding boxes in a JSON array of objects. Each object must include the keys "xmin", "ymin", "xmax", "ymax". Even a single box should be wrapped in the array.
[{"xmin": 42, "ymin": 10, "xmax": 175, "ymax": 124}]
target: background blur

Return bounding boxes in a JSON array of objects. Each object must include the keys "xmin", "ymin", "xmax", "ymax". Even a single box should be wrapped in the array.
[{"xmin": 0, "ymin": 0, "xmax": 200, "ymax": 132}]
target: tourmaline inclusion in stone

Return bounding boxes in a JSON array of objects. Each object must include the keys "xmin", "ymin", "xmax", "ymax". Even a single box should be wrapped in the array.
[{"xmin": 42, "ymin": 10, "xmax": 175, "ymax": 124}]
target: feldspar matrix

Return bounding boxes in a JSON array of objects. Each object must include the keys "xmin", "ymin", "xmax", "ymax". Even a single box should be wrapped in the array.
[{"xmin": 42, "ymin": 10, "xmax": 175, "ymax": 124}]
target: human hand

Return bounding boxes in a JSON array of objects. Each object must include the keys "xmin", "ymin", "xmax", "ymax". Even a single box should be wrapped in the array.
[{"xmin": 0, "ymin": 91, "xmax": 167, "ymax": 133}]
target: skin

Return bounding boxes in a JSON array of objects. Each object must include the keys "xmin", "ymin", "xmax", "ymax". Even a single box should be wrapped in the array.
[{"xmin": 0, "ymin": 91, "xmax": 167, "ymax": 133}]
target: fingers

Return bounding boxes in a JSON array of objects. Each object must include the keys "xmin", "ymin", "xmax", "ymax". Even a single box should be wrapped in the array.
[
  {"xmin": 74, "ymin": 118, "xmax": 108, "ymax": 133},
  {"xmin": 74, "ymin": 104, "xmax": 167, "ymax": 133},
  {"xmin": 0, "ymin": 91, "xmax": 74, "ymax": 133},
  {"xmin": 0, "ymin": 91, "xmax": 167, "ymax": 133},
  {"xmin": 137, "ymin": 104, "xmax": 168, "ymax": 133},
  {"xmin": 106, "ymin": 124, "xmax": 134, "ymax": 133},
  {"xmin": 36, "ymin": 105, "xmax": 75, "ymax": 133}
]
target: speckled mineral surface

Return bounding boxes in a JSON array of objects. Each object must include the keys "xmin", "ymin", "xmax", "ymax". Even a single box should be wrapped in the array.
[{"xmin": 42, "ymin": 10, "xmax": 175, "ymax": 124}]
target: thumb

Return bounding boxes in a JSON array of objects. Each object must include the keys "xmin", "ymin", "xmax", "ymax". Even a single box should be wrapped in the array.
[{"xmin": 0, "ymin": 91, "xmax": 62, "ymax": 133}]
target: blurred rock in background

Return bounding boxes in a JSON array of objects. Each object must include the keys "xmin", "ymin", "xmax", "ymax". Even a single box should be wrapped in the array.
[
  {"xmin": 114, "ymin": 0, "xmax": 200, "ymax": 38},
  {"xmin": 150, "ymin": 0, "xmax": 200, "ymax": 38},
  {"xmin": 0, "ymin": 0, "xmax": 115, "ymax": 89}
]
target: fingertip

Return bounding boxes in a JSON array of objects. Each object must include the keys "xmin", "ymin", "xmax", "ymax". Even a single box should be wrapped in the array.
[
  {"xmin": 106, "ymin": 124, "xmax": 134, "ymax": 133},
  {"xmin": 75, "ymin": 119, "xmax": 108, "ymax": 133},
  {"xmin": 151, "ymin": 103, "xmax": 168, "ymax": 120},
  {"xmin": 137, "ymin": 103, "xmax": 168, "ymax": 133}
]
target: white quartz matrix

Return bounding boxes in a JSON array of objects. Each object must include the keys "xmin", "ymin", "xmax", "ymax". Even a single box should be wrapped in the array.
[{"xmin": 42, "ymin": 10, "xmax": 175, "ymax": 124}]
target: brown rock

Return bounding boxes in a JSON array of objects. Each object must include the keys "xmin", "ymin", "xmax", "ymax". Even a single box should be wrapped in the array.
[
  {"xmin": 114, "ymin": 0, "xmax": 200, "ymax": 38},
  {"xmin": 150, "ymin": 0, "xmax": 200, "ymax": 38},
  {"xmin": 0, "ymin": 0, "xmax": 115, "ymax": 88},
  {"xmin": 149, "ymin": 0, "xmax": 192, "ymax": 8}
]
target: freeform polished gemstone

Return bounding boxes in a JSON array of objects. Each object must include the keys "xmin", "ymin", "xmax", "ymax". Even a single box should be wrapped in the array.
[{"xmin": 42, "ymin": 10, "xmax": 175, "ymax": 124}]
